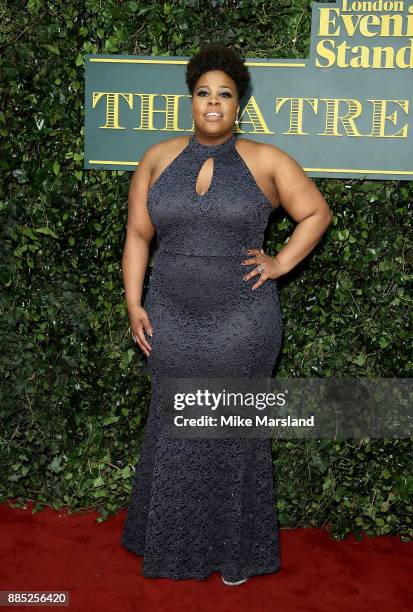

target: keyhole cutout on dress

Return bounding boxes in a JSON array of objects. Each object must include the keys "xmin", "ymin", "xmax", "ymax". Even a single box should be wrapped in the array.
[{"xmin": 195, "ymin": 157, "xmax": 214, "ymax": 196}]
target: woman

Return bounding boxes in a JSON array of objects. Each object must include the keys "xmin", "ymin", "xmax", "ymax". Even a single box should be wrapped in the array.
[{"xmin": 121, "ymin": 43, "xmax": 333, "ymax": 585}]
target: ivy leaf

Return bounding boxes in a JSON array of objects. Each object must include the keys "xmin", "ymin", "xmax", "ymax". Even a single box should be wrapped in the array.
[
  {"xmin": 34, "ymin": 227, "xmax": 59, "ymax": 239},
  {"xmin": 48, "ymin": 457, "xmax": 64, "ymax": 473},
  {"xmin": 42, "ymin": 44, "xmax": 60, "ymax": 56},
  {"xmin": 93, "ymin": 476, "xmax": 105, "ymax": 487},
  {"xmin": 352, "ymin": 353, "xmax": 367, "ymax": 366},
  {"xmin": 102, "ymin": 416, "xmax": 120, "ymax": 426}
]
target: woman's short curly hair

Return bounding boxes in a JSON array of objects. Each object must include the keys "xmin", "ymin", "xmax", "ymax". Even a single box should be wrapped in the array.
[{"xmin": 185, "ymin": 43, "xmax": 250, "ymax": 101}]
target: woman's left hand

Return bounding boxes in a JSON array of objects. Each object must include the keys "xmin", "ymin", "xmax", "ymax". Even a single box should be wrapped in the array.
[{"xmin": 242, "ymin": 248, "xmax": 286, "ymax": 290}]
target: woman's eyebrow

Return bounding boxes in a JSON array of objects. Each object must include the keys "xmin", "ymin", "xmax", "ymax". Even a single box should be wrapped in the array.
[{"xmin": 195, "ymin": 84, "xmax": 233, "ymax": 90}]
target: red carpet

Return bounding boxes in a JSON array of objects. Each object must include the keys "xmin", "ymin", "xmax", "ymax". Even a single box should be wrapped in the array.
[{"xmin": 1, "ymin": 500, "xmax": 411, "ymax": 611}]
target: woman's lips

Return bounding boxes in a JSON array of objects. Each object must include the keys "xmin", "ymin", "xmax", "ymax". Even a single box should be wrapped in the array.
[{"xmin": 204, "ymin": 113, "xmax": 223, "ymax": 121}]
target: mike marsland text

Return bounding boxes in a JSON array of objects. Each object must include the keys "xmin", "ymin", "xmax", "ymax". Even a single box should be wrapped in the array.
[{"xmin": 172, "ymin": 414, "xmax": 315, "ymax": 428}]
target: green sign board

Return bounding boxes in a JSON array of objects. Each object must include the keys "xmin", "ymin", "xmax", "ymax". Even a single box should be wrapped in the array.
[{"xmin": 84, "ymin": 0, "xmax": 413, "ymax": 180}]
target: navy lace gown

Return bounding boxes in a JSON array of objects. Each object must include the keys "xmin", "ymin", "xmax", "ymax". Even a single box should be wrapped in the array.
[{"xmin": 121, "ymin": 132, "xmax": 283, "ymax": 582}]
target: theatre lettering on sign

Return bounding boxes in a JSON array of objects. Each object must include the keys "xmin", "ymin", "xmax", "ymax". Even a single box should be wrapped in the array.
[{"xmin": 84, "ymin": 0, "xmax": 413, "ymax": 180}]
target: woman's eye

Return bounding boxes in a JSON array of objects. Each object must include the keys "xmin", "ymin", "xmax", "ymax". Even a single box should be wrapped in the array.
[{"xmin": 196, "ymin": 91, "xmax": 232, "ymax": 97}]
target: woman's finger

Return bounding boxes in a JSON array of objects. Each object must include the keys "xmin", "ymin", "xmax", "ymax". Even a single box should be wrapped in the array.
[
  {"xmin": 251, "ymin": 270, "xmax": 268, "ymax": 290},
  {"xmin": 242, "ymin": 256, "xmax": 259, "ymax": 266},
  {"xmin": 243, "ymin": 263, "xmax": 269, "ymax": 286},
  {"xmin": 135, "ymin": 327, "xmax": 152, "ymax": 355}
]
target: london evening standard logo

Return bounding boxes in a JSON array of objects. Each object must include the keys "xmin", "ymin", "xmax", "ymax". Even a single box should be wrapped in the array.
[{"xmin": 313, "ymin": 0, "xmax": 413, "ymax": 69}]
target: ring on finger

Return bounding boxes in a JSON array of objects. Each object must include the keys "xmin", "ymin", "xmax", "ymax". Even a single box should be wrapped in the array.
[{"xmin": 257, "ymin": 264, "xmax": 264, "ymax": 274}]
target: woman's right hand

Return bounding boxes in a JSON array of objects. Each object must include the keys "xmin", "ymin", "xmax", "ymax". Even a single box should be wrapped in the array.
[{"xmin": 129, "ymin": 305, "xmax": 153, "ymax": 357}]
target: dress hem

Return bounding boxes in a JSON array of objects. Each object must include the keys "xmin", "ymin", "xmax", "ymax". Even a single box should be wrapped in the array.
[{"xmin": 122, "ymin": 540, "xmax": 281, "ymax": 581}]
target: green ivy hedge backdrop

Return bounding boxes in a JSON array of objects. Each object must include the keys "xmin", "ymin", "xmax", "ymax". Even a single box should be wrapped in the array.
[{"xmin": 1, "ymin": 0, "xmax": 412, "ymax": 541}]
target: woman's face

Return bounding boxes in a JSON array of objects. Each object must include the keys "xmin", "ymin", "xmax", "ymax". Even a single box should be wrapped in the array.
[{"xmin": 191, "ymin": 70, "xmax": 239, "ymax": 138}]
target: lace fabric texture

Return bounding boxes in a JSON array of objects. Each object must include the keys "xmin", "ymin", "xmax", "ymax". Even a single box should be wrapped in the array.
[{"xmin": 121, "ymin": 133, "xmax": 283, "ymax": 581}]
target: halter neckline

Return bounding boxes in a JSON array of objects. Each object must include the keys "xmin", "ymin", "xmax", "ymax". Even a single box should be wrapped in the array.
[{"xmin": 188, "ymin": 132, "xmax": 236, "ymax": 157}]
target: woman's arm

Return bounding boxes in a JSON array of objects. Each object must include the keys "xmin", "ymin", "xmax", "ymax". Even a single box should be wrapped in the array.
[
  {"xmin": 122, "ymin": 147, "xmax": 157, "ymax": 354},
  {"xmin": 243, "ymin": 145, "xmax": 333, "ymax": 289},
  {"xmin": 271, "ymin": 147, "xmax": 333, "ymax": 273}
]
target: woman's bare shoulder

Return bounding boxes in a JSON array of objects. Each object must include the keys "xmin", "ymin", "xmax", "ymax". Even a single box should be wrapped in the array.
[
  {"xmin": 236, "ymin": 136, "xmax": 287, "ymax": 160},
  {"xmin": 143, "ymin": 135, "xmax": 190, "ymax": 162},
  {"xmin": 236, "ymin": 137, "xmax": 305, "ymax": 179}
]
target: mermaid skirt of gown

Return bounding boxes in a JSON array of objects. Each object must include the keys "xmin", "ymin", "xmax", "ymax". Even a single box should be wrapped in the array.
[{"xmin": 121, "ymin": 251, "xmax": 283, "ymax": 581}]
